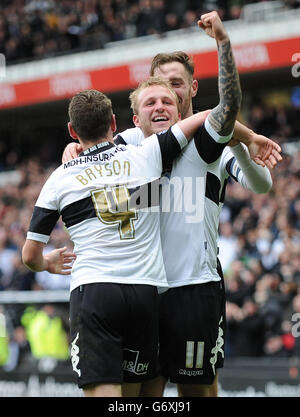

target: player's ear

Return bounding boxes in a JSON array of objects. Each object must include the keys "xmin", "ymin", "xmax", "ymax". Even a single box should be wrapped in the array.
[
  {"xmin": 111, "ymin": 114, "xmax": 117, "ymax": 133},
  {"xmin": 178, "ymin": 112, "xmax": 182, "ymax": 121},
  {"xmin": 191, "ymin": 79, "xmax": 198, "ymax": 98},
  {"xmin": 133, "ymin": 114, "xmax": 140, "ymax": 128},
  {"xmin": 68, "ymin": 122, "xmax": 79, "ymax": 140}
]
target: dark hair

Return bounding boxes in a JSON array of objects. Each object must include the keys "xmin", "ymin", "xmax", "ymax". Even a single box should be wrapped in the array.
[
  {"xmin": 150, "ymin": 51, "xmax": 195, "ymax": 82},
  {"xmin": 68, "ymin": 90, "xmax": 113, "ymax": 142}
]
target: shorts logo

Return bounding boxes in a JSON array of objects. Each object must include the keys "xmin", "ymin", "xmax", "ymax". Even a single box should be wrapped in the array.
[
  {"xmin": 71, "ymin": 332, "xmax": 81, "ymax": 377},
  {"xmin": 179, "ymin": 368, "xmax": 204, "ymax": 376},
  {"xmin": 179, "ymin": 341, "xmax": 204, "ymax": 376},
  {"xmin": 209, "ymin": 316, "xmax": 224, "ymax": 375},
  {"xmin": 122, "ymin": 349, "xmax": 149, "ymax": 375}
]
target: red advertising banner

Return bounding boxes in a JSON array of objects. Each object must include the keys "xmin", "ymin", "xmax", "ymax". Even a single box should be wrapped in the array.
[{"xmin": 0, "ymin": 36, "xmax": 299, "ymax": 110}]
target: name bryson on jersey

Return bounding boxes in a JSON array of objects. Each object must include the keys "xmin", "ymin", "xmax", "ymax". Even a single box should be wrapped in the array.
[
  {"xmin": 63, "ymin": 146, "xmax": 131, "ymax": 186},
  {"xmin": 75, "ymin": 160, "xmax": 131, "ymax": 185}
]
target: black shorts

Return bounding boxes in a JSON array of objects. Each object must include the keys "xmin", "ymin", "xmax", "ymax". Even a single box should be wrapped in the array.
[
  {"xmin": 159, "ymin": 279, "xmax": 226, "ymax": 385},
  {"xmin": 69, "ymin": 283, "xmax": 159, "ymax": 389}
]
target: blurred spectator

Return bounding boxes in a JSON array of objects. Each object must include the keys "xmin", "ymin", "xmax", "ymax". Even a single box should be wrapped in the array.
[
  {"xmin": 291, "ymin": 295, "xmax": 300, "ymax": 357},
  {"xmin": 6, "ymin": 251, "xmax": 36, "ymax": 291},
  {"xmin": 0, "ymin": 227, "xmax": 18, "ymax": 290},
  {"xmin": 226, "ymin": 297, "xmax": 266, "ymax": 357},
  {"xmin": 165, "ymin": 12, "xmax": 181, "ymax": 33},
  {"xmin": 264, "ymin": 332, "xmax": 294, "ymax": 357},
  {"xmin": 225, "ymin": 260, "xmax": 255, "ymax": 307},
  {"xmin": 21, "ymin": 304, "xmax": 69, "ymax": 361},
  {"xmin": 0, "ymin": 305, "xmax": 9, "ymax": 366},
  {"xmin": 2, "ymin": 325, "xmax": 31, "ymax": 371}
]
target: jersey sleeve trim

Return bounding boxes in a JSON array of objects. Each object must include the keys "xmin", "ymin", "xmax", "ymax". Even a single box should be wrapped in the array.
[
  {"xmin": 26, "ymin": 231, "xmax": 50, "ymax": 244},
  {"xmin": 156, "ymin": 125, "xmax": 186, "ymax": 173},
  {"xmin": 205, "ymin": 117, "xmax": 233, "ymax": 144},
  {"xmin": 171, "ymin": 123, "xmax": 188, "ymax": 149},
  {"xmin": 29, "ymin": 206, "xmax": 60, "ymax": 236},
  {"xmin": 194, "ymin": 123, "xmax": 229, "ymax": 164},
  {"xmin": 226, "ymin": 157, "xmax": 239, "ymax": 182}
]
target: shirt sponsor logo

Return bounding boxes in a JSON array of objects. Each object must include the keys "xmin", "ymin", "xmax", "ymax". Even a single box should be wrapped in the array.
[{"xmin": 63, "ymin": 147, "xmax": 127, "ymax": 169}]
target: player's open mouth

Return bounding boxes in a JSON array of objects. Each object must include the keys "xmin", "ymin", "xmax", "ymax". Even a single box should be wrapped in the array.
[{"xmin": 152, "ymin": 116, "xmax": 169, "ymax": 122}]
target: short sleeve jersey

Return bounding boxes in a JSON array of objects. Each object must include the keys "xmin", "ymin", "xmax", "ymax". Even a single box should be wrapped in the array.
[
  {"xmin": 118, "ymin": 119, "xmax": 233, "ymax": 287},
  {"xmin": 27, "ymin": 124, "xmax": 187, "ymax": 292}
]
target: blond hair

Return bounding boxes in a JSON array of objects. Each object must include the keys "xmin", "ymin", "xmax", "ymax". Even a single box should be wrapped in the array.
[{"xmin": 129, "ymin": 76, "xmax": 179, "ymax": 115}]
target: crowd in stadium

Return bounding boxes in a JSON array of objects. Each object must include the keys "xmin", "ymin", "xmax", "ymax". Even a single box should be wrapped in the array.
[
  {"xmin": 220, "ymin": 101, "xmax": 300, "ymax": 359},
  {"xmin": 1, "ymin": 0, "xmax": 299, "ymax": 65},
  {"xmin": 0, "ymin": 99, "xmax": 299, "ymax": 370}
]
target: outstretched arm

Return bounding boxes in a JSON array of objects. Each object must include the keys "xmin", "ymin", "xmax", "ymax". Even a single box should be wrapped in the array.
[
  {"xmin": 176, "ymin": 12, "xmax": 241, "ymax": 159},
  {"xmin": 199, "ymin": 11, "xmax": 242, "ymax": 137},
  {"xmin": 196, "ymin": 12, "xmax": 281, "ymax": 167}
]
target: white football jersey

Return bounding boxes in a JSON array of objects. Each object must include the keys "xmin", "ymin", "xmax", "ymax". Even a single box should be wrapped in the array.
[
  {"xmin": 118, "ymin": 118, "xmax": 232, "ymax": 286},
  {"xmin": 119, "ymin": 123, "xmax": 272, "ymax": 287},
  {"xmin": 27, "ymin": 125, "xmax": 187, "ymax": 292}
]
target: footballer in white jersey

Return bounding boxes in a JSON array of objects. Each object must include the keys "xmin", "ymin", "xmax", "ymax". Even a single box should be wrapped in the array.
[
  {"xmin": 24, "ymin": 80, "xmax": 240, "ymax": 393},
  {"xmin": 117, "ymin": 126, "xmax": 272, "ymax": 287},
  {"xmin": 27, "ymin": 124, "xmax": 188, "ymax": 292},
  {"xmin": 117, "ymin": 124, "xmax": 272, "ymax": 386},
  {"xmin": 25, "ymin": 83, "xmax": 235, "ymax": 394},
  {"xmin": 25, "ymin": 120, "xmax": 192, "ymax": 390},
  {"xmin": 25, "ymin": 113, "xmax": 231, "ymax": 391}
]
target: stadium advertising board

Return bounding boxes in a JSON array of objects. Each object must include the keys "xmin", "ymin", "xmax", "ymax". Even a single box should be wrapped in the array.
[
  {"xmin": 0, "ymin": 363, "xmax": 300, "ymax": 397},
  {"xmin": 0, "ymin": 36, "xmax": 299, "ymax": 110}
]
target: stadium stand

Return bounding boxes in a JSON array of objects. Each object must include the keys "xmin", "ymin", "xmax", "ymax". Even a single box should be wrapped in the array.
[{"xmin": 0, "ymin": 0, "xmax": 299, "ymax": 65}]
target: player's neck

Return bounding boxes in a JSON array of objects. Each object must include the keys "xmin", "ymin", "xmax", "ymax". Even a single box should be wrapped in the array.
[{"xmin": 183, "ymin": 106, "xmax": 194, "ymax": 120}]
